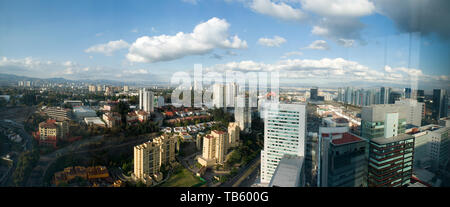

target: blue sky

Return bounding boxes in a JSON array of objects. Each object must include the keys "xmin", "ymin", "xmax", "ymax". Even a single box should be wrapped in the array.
[{"xmin": 0, "ymin": 0, "xmax": 449, "ymax": 89}]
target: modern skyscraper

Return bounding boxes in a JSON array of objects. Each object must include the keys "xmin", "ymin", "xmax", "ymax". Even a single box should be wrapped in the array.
[
  {"xmin": 380, "ymin": 87, "xmax": 391, "ymax": 104},
  {"xmin": 368, "ymin": 134, "xmax": 414, "ymax": 187},
  {"xmin": 432, "ymin": 89, "xmax": 448, "ymax": 120},
  {"xmin": 310, "ymin": 87, "xmax": 318, "ymax": 101},
  {"xmin": 404, "ymin": 88, "xmax": 412, "ymax": 99},
  {"xmin": 235, "ymin": 95, "xmax": 251, "ymax": 132},
  {"xmin": 139, "ymin": 88, "xmax": 154, "ymax": 113},
  {"xmin": 213, "ymin": 83, "xmax": 225, "ymax": 108},
  {"xmin": 260, "ymin": 103, "xmax": 306, "ymax": 184}
]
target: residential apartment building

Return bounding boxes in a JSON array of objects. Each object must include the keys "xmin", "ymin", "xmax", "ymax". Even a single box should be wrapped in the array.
[
  {"xmin": 133, "ymin": 135, "xmax": 177, "ymax": 184},
  {"xmin": 228, "ymin": 122, "xmax": 240, "ymax": 148},
  {"xmin": 139, "ymin": 88, "xmax": 154, "ymax": 113},
  {"xmin": 198, "ymin": 130, "xmax": 229, "ymax": 167}
]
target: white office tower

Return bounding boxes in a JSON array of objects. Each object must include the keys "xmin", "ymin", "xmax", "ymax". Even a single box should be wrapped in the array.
[
  {"xmin": 235, "ymin": 95, "xmax": 252, "ymax": 132},
  {"xmin": 139, "ymin": 88, "xmax": 154, "ymax": 113},
  {"xmin": 213, "ymin": 83, "xmax": 225, "ymax": 108},
  {"xmin": 225, "ymin": 82, "xmax": 238, "ymax": 108},
  {"xmin": 260, "ymin": 103, "xmax": 307, "ymax": 184}
]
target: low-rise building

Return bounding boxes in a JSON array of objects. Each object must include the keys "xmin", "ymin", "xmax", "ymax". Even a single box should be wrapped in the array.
[{"xmin": 102, "ymin": 112, "xmax": 121, "ymax": 128}]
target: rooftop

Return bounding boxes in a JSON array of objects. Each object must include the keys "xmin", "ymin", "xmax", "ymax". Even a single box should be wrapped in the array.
[
  {"xmin": 269, "ymin": 154, "xmax": 304, "ymax": 187},
  {"xmin": 371, "ymin": 133, "xmax": 414, "ymax": 145},
  {"xmin": 331, "ymin": 133, "xmax": 364, "ymax": 145}
]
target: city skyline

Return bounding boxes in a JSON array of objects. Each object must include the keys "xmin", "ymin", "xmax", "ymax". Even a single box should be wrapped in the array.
[{"xmin": 0, "ymin": 0, "xmax": 449, "ymax": 90}]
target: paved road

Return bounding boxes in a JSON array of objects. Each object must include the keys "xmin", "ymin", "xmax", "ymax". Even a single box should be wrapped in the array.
[{"xmin": 220, "ymin": 153, "xmax": 260, "ymax": 187}]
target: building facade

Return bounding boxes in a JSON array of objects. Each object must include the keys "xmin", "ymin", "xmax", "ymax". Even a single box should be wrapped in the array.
[
  {"xmin": 368, "ymin": 134, "xmax": 414, "ymax": 187},
  {"xmin": 133, "ymin": 135, "xmax": 176, "ymax": 184},
  {"xmin": 139, "ymin": 88, "xmax": 154, "ymax": 113},
  {"xmin": 361, "ymin": 104, "xmax": 408, "ymax": 140},
  {"xmin": 260, "ymin": 103, "xmax": 306, "ymax": 184},
  {"xmin": 228, "ymin": 122, "xmax": 240, "ymax": 148}
]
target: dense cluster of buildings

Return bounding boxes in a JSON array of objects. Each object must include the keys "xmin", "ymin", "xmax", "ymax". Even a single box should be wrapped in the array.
[{"xmin": 257, "ymin": 91, "xmax": 449, "ymax": 187}]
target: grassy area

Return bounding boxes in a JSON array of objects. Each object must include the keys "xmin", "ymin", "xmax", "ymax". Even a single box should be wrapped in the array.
[{"xmin": 160, "ymin": 166, "xmax": 202, "ymax": 187}]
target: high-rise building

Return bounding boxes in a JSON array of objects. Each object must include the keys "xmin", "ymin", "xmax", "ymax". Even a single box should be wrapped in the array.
[
  {"xmin": 368, "ymin": 134, "xmax": 414, "ymax": 187},
  {"xmin": 310, "ymin": 87, "xmax": 318, "ymax": 101},
  {"xmin": 395, "ymin": 99, "xmax": 425, "ymax": 127},
  {"xmin": 319, "ymin": 132, "xmax": 368, "ymax": 187},
  {"xmin": 404, "ymin": 88, "xmax": 412, "ymax": 99},
  {"xmin": 380, "ymin": 87, "xmax": 391, "ymax": 104},
  {"xmin": 133, "ymin": 135, "xmax": 176, "ymax": 184},
  {"xmin": 197, "ymin": 130, "xmax": 229, "ymax": 167},
  {"xmin": 260, "ymin": 103, "xmax": 306, "ymax": 184},
  {"xmin": 361, "ymin": 104, "xmax": 408, "ymax": 140},
  {"xmin": 432, "ymin": 89, "xmax": 448, "ymax": 120},
  {"xmin": 235, "ymin": 95, "xmax": 251, "ymax": 132},
  {"xmin": 317, "ymin": 117, "xmax": 368, "ymax": 187},
  {"xmin": 428, "ymin": 127, "xmax": 449, "ymax": 172},
  {"xmin": 123, "ymin": 85, "xmax": 129, "ymax": 92},
  {"xmin": 228, "ymin": 122, "xmax": 240, "ymax": 148},
  {"xmin": 139, "ymin": 88, "xmax": 154, "ymax": 113},
  {"xmin": 213, "ymin": 83, "xmax": 225, "ymax": 108},
  {"xmin": 416, "ymin": 89, "xmax": 425, "ymax": 103}
]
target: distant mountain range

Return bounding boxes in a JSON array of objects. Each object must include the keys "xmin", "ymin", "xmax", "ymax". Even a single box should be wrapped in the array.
[{"xmin": 0, "ymin": 73, "xmax": 170, "ymax": 87}]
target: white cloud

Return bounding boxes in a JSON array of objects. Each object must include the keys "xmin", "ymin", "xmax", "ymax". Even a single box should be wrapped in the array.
[
  {"xmin": 258, "ymin": 36, "xmax": 287, "ymax": 47},
  {"xmin": 337, "ymin": 38, "xmax": 355, "ymax": 47},
  {"xmin": 205, "ymin": 57, "xmax": 448, "ymax": 86},
  {"xmin": 304, "ymin": 40, "xmax": 330, "ymax": 50},
  {"xmin": 85, "ymin": 40, "xmax": 130, "ymax": 56},
  {"xmin": 124, "ymin": 69, "xmax": 149, "ymax": 74},
  {"xmin": 126, "ymin": 17, "xmax": 247, "ymax": 63},
  {"xmin": 281, "ymin": 51, "xmax": 303, "ymax": 58},
  {"xmin": 250, "ymin": 0, "xmax": 306, "ymax": 21},
  {"xmin": 301, "ymin": 0, "xmax": 375, "ymax": 18},
  {"xmin": 131, "ymin": 28, "xmax": 138, "ymax": 33}
]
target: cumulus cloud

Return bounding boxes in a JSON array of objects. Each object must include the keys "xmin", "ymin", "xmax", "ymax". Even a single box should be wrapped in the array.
[
  {"xmin": 250, "ymin": 0, "xmax": 306, "ymax": 21},
  {"xmin": 304, "ymin": 40, "xmax": 330, "ymax": 50},
  {"xmin": 126, "ymin": 17, "xmax": 247, "ymax": 63},
  {"xmin": 301, "ymin": 0, "xmax": 375, "ymax": 18},
  {"xmin": 258, "ymin": 36, "xmax": 287, "ymax": 47},
  {"xmin": 281, "ymin": 51, "xmax": 303, "ymax": 58},
  {"xmin": 373, "ymin": 0, "xmax": 450, "ymax": 38},
  {"xmin": 204, "ymin": 57, "xmax": 448, "ymax": 86},
  {"xmin": 85, "ymin": 40, "xmax": 130, "ymax": 56},
  {"xmin": 337, "ymin": 38, "xmax": 355, "ymax": 47}
]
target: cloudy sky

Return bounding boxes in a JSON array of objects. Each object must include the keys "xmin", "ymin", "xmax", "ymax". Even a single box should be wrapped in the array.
[{"xmin": 0, "ymin": 0, "xmax": 449, "ymax": 89}]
